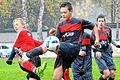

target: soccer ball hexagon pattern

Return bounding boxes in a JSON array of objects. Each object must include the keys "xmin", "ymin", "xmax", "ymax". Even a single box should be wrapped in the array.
[{"xmin": 44, "ymin": 36, "xmax": 60, "ymax": 52}]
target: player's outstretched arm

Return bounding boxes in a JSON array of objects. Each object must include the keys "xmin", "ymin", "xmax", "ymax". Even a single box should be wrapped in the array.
[{"xmin": 6, "ymin": 48, "xmax": 16, "ymax": 65}]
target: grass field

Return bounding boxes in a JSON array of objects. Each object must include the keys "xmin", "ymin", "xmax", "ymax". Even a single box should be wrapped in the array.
[{"xmin": 0, "ymin": 58, "xmax": 120, "ymax": 80}]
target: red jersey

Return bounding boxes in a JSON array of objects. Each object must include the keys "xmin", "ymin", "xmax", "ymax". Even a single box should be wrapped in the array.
[{"xmin": 13, "ymin": 30, "xmax": 42, "ymax": 52}]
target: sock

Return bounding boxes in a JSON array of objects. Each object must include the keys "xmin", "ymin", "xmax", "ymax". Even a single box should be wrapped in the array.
[
  {"xmin": 99, "ymin": 76, "xmax": 107, "ymax": 80},
  {"xmin": 108, "ymin": 77, "xmax": 114, "ymax": 80},
  {"xmin": 64, "ymin": 69, "xmax": 71, "ymax": 80},
  {"xmin": 26, "ymin": 47, "xmax": 43, "ymax": 58},
  {"xmin": 22, "ymin": 61, "xmax": 36, "ymax": 73}
]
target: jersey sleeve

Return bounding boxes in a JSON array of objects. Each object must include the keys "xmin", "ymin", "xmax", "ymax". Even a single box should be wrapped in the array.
[
  {"xmin": 56, "ymin": 23, "xmax": 62, "ymax": 40},
  {"xmin": 81, "ymin": 32, "xmax": 91, "ymax": 46},
  {"xmin": 80, "ymin": 32, "xmax": 91, "ymax": 52},
  {"xmin": 82, "ymin": 19, "xmax": 94, "ymax": 30},
  {"xmin": 34, "ymin": 40, "xmax": 42, "ymax": 47},
  {"xmin": 108, "ymin": 28, "xmax": 112, "ymax": 43}
]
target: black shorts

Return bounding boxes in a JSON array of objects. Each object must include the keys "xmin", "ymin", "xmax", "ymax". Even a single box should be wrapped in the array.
[
  {"xmin": 54, "ymin": 42, "xmax": 80, "ymax": 72},
  {"xmin": 19, "ymin": 56, "xmax": 41, "ymax": 80}
]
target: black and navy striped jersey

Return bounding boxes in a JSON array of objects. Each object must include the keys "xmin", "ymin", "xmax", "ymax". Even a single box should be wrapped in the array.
[{"xmin": 56, "ymin": 17, "xmax": 94, "ymax": 44}]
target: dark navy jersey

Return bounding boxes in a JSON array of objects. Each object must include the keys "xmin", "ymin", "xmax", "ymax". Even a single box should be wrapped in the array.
[
  {"xmin": 56, "ymin": 17, "xmax": 94, "ymax": 44},
  {"xmin": 104, "ymin": 26, "xmax": 112, "ymax": 43},
  {"xmin": 92, "ymin": 26, "xmax": 112, "ymax": 51}
]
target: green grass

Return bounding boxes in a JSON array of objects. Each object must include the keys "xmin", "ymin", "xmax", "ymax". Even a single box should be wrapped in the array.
[{"xmin": 0, "ymin": 58, "xmax": 120, "ymax": 80}]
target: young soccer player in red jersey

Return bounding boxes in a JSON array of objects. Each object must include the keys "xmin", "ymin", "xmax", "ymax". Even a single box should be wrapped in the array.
[{"xmin": 6, "ymin": 18, "xmax": 47, "ymax": 80}]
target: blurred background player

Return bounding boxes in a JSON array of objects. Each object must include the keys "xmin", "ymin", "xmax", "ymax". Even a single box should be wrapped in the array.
[
  {"xmin": 6, "ymin": 18, "xmax": 47, "ymax": 80},
  {"xmin": 71, "ymin": 32, "xmax": 94, "ymax": 80},
  {"xmin": 93, "ymin": 14, "xmax": 116, "ymax": 80}
]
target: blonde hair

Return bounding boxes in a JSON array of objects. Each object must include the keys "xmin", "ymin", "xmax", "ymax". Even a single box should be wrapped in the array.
[{"xmin": 13, "ymin": 18, "xmax": 27, "ymax": 28}]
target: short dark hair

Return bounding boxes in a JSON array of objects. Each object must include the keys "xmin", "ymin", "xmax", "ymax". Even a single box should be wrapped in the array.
[
  {"xmin": 60, "ymin": 2, "xmax": 73, "ymax": 11},
  {"xmin": 97, "ymin": 14, "xmax": 106, "ymax": 21}
]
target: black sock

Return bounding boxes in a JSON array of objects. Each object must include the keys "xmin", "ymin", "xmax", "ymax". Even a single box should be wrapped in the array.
[
  {"xmin": 26, "ymin": 47, "xmax": 43, "ymax": 58},
  {"xmin": 108, "ymin": 77, "xmax": 114, "ymax": 80}
]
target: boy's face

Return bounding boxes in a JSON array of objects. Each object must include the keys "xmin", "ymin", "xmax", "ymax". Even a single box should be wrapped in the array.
[
  {"xmin": 13, "ymin": 20, "xmax": 24, "ymax": 33},
  {"xmin": 97, "ymin": 18, "xmax": 105, "ymax": 29},
  {"xmin": 60, "ymin": 7, "xmax": 72, "ymax": 21}
]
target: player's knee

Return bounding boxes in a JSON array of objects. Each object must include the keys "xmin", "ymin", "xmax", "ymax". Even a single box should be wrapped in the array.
[
  {"xmin": 103, "ymin": 69, "xmax": 110, "ymax": 78},
  {"xmin": 110, "ymin": 70, "xmax": 115, "ymax": 78}
]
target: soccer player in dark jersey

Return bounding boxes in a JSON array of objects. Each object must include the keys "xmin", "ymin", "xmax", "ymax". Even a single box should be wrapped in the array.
[
  {"xmin": 53, "ymin": 2, "xmax": 99, "ymax": 80},
  {"xmin": 93, "ymin": 14, "xmax": 116, "ymax": 80},
  {"xmin": 49, "ymin": 16, "xmax": 71, "ymax": 80},
  {"xmin": 6, "ymin": 18, "xmax": 47, "ymax": 80}
]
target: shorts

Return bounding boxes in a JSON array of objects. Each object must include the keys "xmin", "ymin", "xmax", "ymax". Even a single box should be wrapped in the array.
[
  {"xmin": 94, "ymin": 46, "xmax": 116, "ymax": 73},
  {"xmin": 54, "ymin": 42, "xmax": 80, "ymax": 72},
  {"xmin": 71, "ymin": 45, "xmax": 93, "ymax": 80},
  {"xmin": 19, "ymin": 56, "xmax": 41, "ymax": 80}
]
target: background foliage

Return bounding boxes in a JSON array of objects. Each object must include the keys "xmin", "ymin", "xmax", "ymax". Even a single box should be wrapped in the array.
[{"xmin": 0, "ymin": 0, "xmax": 120, "ymax": 32}]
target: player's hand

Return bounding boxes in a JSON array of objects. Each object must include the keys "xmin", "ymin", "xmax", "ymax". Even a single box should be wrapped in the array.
[
  {"xmin": 95, "ymin": 40, "xmax": 99, "ymax": 46},
  {"xmin": 79, "ymin": 51, "xmax": 86, "ymax": 57},
  {"xmin": 6, "ymin": 60, "xmax": 12, "ymax": 65},
  {"xmin": 49, "ymin": 28, "xmax": 56, "ymax": 36},
  {"xmin": 96, "ymin": 51, "xmax": 101, "ymax": 58}
]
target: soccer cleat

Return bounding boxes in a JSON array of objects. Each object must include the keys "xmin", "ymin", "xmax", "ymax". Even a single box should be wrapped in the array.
[{"xmin": 36, "ymin": 61, "xmax": 47, "ymax": 78}]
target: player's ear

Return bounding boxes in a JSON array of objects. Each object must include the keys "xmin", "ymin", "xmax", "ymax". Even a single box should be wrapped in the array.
[{"xmin": 70, "ymin": 10, "xmax": 73, "ymax": 13}]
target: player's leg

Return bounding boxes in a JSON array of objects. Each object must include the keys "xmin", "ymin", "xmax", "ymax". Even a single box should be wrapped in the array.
[
  {"xmin": 83, "ymin": 45, "xmax": 93, "ymax": 80},
  {"xmin": 26, "ymin": 46, "xmax": 47, "ymax": 59},
  {"xmin": 24, "ymin": 36, "xmax": 60, "ymax": 59},
  {"xmin": 102, "ymin": 47, "xmax": 116, "ymax": 80},
  {"xmin": 104, "ymin": 47, "xmax": 116, "ymax": 80},
  {"xmin": 53, "ymin": 42, "xmax": 79, "ymax": 80},
  {"xmin": 99, "ymin": 69, "xmax": 110, "ymax": 80},
  {"xmin": 94, "ymin": 52, "xmax": 110, "ymax": 80},
  {"xmin": 108, "ymin": 69, "xmax": 115, "ymax": 80},
  {"xmin": 53, "ymin": 65, "xmax": 63, "ymax": 80},
  {"xmin": 71, "ymin": 55, "xmax": 84, "ymax": 80},
  {"xmin": 28, "ymin": 56, "xmax": 41, "ymax": 80},
  {"xmin": 19, "ymin": 57, "xmax": 47, "ymax": 78}
]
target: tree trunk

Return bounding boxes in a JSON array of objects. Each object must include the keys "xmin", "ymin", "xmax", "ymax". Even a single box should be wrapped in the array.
[
  {"xmin": 37, "ymin": 0, "xmax": 44, "ymax": 42},
  {"xmin": 22, "ymin": 0, "xmax": 28, "ymax": 29}
]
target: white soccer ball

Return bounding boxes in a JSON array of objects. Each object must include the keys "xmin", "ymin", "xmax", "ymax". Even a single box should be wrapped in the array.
[{"xmin": 43, "ymin": 36, "xmax": 60, "ymax": 52}]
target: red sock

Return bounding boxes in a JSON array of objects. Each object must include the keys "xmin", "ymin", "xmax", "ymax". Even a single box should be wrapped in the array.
[
  {"xmin": 21, "ymin": 61, "xmax": 36, "ymax": 73},
  {"xmin": 64, "ymin": 69, "xmax": 71, "ymax": 80}
]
